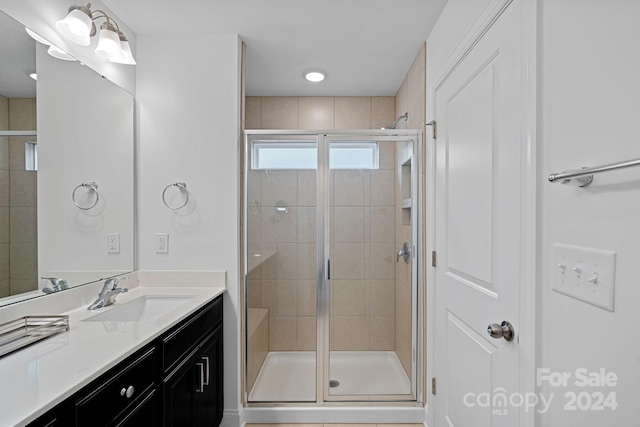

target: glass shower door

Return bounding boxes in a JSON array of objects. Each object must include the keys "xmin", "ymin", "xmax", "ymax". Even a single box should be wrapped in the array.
[
  {"xmin": 245, "ymin": 134, "xmax": 318, "ymax": 402},
  {"xmin": 323, "ymin": 135, "xmax": 417, "ymax": 401}
]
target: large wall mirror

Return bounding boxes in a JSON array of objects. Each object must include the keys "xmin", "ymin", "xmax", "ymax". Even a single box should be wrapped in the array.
[{"xmin": 0, "ymin": 9, "xmax": 134, "ymax": 306}]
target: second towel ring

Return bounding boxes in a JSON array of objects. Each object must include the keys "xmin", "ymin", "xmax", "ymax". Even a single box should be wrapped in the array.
[
  {"xmin": 162, "ymin": 182, "xmax": 189, "ymax": 210},
  {"xmin": 72, "ymin": 182, "xmax": 99, "ymax": 210}
]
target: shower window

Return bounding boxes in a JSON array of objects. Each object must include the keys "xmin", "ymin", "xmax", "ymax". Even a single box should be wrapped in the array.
[{"xmin": 251, "ymin": 140, "xmax": 379, "ymax": 170}]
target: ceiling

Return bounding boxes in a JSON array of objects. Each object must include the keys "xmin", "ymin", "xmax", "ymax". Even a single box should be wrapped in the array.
[
  {"xmin": 0, "ymin": 10, "xmax": 36, "ymax": 98},
  {"xmin": 102, "ymin": 0, "xmax": 447, "ymax": 96}
]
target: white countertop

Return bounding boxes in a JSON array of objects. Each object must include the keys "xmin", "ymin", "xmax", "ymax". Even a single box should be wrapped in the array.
[{"xmin": 0, "ymin": 272, "xmax": 225, "ymax": 427}]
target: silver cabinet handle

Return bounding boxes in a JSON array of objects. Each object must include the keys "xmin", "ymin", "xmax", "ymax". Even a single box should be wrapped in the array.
[
  {"xmin": 196, "ymin": 362, "xmax": 205, "ymax": 393},
  {"xmin": 487, "ymin": 321, "xmax": 514, "ymax": 342},
  {"xmin": 120, "ymin": 385, "xmax": 135, "ymax": 398},
  {"xmin": 202, "ymin": 356, "xmax": 210, "ymax": 386}
]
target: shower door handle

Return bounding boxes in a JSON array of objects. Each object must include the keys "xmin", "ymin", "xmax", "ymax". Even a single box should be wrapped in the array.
[{"xmin": 327, "ymin": 259, "xmax": 331, "ymax": 280}]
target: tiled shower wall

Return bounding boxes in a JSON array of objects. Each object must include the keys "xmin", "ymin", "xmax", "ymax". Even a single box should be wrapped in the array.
[
  {"xmin": 0, "ymin": 96, "xmax": 38, "ymax": 297},
  {"xmin": 394, "ymin": 44, "xmax": 426, "ymax": 376},
  {"xmin": 245, "ymin": 96, "xmax": 397, "ymax": 352}
]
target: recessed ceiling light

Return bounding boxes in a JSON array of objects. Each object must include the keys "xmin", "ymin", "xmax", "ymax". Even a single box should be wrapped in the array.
[{"xmin": 305, "ymin": 70, "xmax": 326, "ymax": 83}]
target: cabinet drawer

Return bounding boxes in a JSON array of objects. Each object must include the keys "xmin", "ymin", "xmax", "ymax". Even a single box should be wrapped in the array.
[
  {"xmin": 161, "ymin": 296, "xmax": 222, "ymax": 373},
  {"xmin": 76, "ymin": 348, "xmax": 155, "ymax": 427}
]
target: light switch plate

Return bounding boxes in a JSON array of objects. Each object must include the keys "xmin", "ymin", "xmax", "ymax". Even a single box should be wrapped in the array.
[{"xmin": 552, "ymin": 243, "xmax": 616, "ymax": 311}]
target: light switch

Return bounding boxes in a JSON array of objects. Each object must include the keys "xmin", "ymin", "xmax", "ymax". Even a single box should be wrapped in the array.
[{"xmin": 552, "ymin": 243, "xmax": 616, "ymax": 311}]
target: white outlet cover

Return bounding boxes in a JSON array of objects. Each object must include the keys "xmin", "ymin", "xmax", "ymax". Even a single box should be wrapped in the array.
[
  {"xmin": 552, "ymin": 243, "xmax": 616, "ymax": 311},
  {"xmin": 107, "ymin": 233, "xmax": 120, "ymax": 254}
]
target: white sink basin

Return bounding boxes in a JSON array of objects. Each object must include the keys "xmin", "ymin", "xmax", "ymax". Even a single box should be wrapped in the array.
[{"xmin": 84, "ymin": 295, "xmax": 195, "ymax": 322}]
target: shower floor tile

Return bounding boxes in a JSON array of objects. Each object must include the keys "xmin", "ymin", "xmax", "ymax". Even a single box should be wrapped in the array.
[{"xmin": 249, "ymin": 351, "xmax": 411, "ymax": 402}]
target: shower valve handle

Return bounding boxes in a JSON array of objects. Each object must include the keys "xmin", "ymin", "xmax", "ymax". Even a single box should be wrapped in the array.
[{"xmin": 397, "ymin": 242, "xmax": 410, "ymax": 264}]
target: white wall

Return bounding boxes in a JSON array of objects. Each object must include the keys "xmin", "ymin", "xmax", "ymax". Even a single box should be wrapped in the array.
[
  {"xmin": 539, "ymin": 0, "xmax": 640, "ymax": 425},
  {"xmin": 37, "ymin": 42, "xmax": 134, "ymax": 286},
  {"xmin": 0, "ymin": 0, "xmax": 136, "ymax": 94},
  {"xmin": 135, "ymin": 33, "xmax": 242, "ymax": 425}
]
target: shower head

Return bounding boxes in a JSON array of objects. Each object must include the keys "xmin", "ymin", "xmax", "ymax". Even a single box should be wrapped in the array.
[{"xmin": 382, "ymin": 112, "xmax": 408, "ymax": 130}]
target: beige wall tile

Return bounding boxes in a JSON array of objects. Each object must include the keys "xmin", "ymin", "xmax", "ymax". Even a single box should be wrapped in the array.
[
  {"xmin": 0, "ymin": 279, "xmax": 8, "ymax": 297},
  {"xmin": 335, "ymin": 97, "xmax": 371, "ymax": 129},
  {"xmin": 9, "ymin": 136, "xmax": 29, "ymax": 171},
  {"xmin": 261, "ymin": 97, "xmax": 298, "ymax": 129},
  {"xmin": 261, "ymin": 170, "xmax": 298, "ymax": 206},
  {"xmin": 406, "ymin": 44, "xmax": 425, "ymax": 114},
  {"xmin": 331, "ymin": 243, "xmax": 364, "ymax": 280},
  {"xmin": 269, "ymin": 315, "xmax": 297, "ymax": 350},
  {"xmin": 297, "ymin": 315, "xmax": 317, "ymax": 350},
  {"xmin": 299, "ymin": 97, "xmax": 335, "ymax": 129},
  {"xmin": 8, "ymin": 99, "xmax": 36, "ymax": 130},
  {"xmin": 370, "ymin": 279, "xmax": 395, "ymax": 316},
  {"xmin": 333, "ymin": 170, "xmax": 367, "ymax": 206},
  {"xmin": 0, "ymin": 96, "xmax": 8, "ymax": 130},
  {"xmin": 370, "ymin": 206, "xmax": 395, "ymax": 243},
  {"xmin": 0, "ymin": 170, "xmax": 9, "ymax": 206},
  {"xmin": 247, "ymin": 279, "xmax": 262, "ymax": 308},
  {"xmin": 378, "ymin": 141, "xmax": 396, "ymax": 170},
  {"xmin": 247, "ymin": 169, "xmax": 261, "ymax": 203},
  {"xmin": 10, "ymin": 171, "xmax": 36, "ymax": 207},
  {"xmin": 297, "ymin": 206, "xmax": 316, "ymax": 243},
  {"xmin": 10, "ymin": 206, "xmax": 37, "ymax": 243},
  {"xmin": 0, "ymin": 137, "xmax": 8, "ymax": 170},
  {"xmin": 371, "ymin": 97, "xmax": 396, "ymax": 129},
  {"xmin": 261, "ymin": 280, "xmax": 297, "ymax": 316},
  {"xmin": 297, "ymin": 280, "xmax": 316, "ymax": 315},
  {"xmin": 368, "ymin": 243, "xmax": 395, "ymax": 280},
  {"xmin": 10, "ymin": 279, "xmax": 37, "ymax": 295},
  {"xmin": 332, "ymin": 280, "xmax": 366, "ymax": 315},
  {"xmin": 333, "ymin": 206, "xmax": 364, "ymax": 243},
  {"xmin": 247, "ymin": 207, "xmax": 261, "ymax": 244},
  {"xmin": 297, "ymin": 243, "xmax": 317, "ymax": 280},
  {"xmin": 246, "ymin": 97, "xmax": 262, "ymax": 129},
  {"xmin": 9, "ymin": 243, "xmax": 37, "ymax": 279},
  {"xmin": 0, "ymin": 243, "xmax": 8, "ymax": 280},
  {"xmin": 331, "ymin": 315, "xmax": 369, "ymax": 350},
  {"xmin": 395, "ymin": 80, "xmax": 409, "ymax": 128},
  {"xmin": 261, "ymin": 243, "xmax": 298, "ymax": 280},
  {"xmin": 370, "ymin": 315, "xmax": 395, "ymax": 350},
  {"xmin": 297, "ymin": 170, "xmax": 317, "ymax": 207},
  {"xmin": 370, "ymin": 169, "xmax": 395, "ymax": 206},
  {"xmin": 0, "ymin": 207, "xmax": 8, "ymax": 244},
  {"xmin": 260, "ymin": 206, "xmax": 298, "ymax": 243}
]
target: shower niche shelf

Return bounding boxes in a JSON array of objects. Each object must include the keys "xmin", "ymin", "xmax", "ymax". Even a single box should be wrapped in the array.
[{"xmin": 401, "ymin": 158, "xmax": 412, "ymax": 226}]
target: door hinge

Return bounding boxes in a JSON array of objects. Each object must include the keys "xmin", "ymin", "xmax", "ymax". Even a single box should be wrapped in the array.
[
  {"xmin": 431, "ymin": 251, "xmax": 437, "ymax": 267},
  {"xmin": 426, "ymin": 120, "xmax": 437, "ymax": 139},
  {"xmin": 432, "ymin": 377, "xmax": 437, "ymax": 395}
]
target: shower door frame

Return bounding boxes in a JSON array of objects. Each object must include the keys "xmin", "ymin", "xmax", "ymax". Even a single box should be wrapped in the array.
[{"xmin": 242, "ymin": 129, "xmax": 424, "ymax": 405}]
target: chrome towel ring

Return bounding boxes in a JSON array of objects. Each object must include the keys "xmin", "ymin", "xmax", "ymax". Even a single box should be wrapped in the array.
[
  {"xmin": 72, "ymin": 182, "xmax": 99, "ymax": 210},
  {"xmin": 162, "ymin": 182, "xmax": 189, "ymax": 210}
]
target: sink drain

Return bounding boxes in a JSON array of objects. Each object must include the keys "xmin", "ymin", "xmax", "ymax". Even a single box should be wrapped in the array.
[{"xmin": 329, "ymin": 379, "xmax": 340, "ymax": 388}]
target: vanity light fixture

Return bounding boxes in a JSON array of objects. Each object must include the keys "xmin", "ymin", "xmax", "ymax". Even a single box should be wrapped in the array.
[
  {"xmin": 304, "ymin": 70, "xmax": 326, "ymax": 83},
  {"xmin": 26, "ymin": 27, "xmax": 78, "ymax": 62},
  {"xmin": 56, "ymin": 3, "xmax": 136, "ymax": 65}
]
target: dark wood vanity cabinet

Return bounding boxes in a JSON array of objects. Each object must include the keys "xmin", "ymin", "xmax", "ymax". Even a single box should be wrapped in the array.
[{"xmin": 26, "ymin": 295, "xmax": 223, "ymax": 427}]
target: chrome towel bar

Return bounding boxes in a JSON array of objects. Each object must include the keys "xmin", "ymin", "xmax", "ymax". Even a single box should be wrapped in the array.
[{"xmin": 548, "ymin": 157, "xmax": 640, "ymax": 187}]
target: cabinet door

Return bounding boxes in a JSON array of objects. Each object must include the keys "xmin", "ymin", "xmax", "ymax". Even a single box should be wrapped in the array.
[
  {"xmin": 112, "ymin": 389, "xmax": 157, "ymax": 427},
  {"xmin": 195, "ymin": 325, "xmax": 223, "ymax": 427},
  {"xmin": 163, "ymin": 349, "xmax": 198, "ymax": 427}
]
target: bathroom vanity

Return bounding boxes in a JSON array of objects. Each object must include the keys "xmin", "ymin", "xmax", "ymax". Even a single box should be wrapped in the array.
[{"xmin": 0, "ymin": 273, "xmax": 225, "ymax": 427}]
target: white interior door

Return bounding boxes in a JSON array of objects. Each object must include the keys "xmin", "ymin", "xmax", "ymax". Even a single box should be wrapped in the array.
[{"xmin": 433, "ymin": 1, "xmax": 525, "ymax": 426}]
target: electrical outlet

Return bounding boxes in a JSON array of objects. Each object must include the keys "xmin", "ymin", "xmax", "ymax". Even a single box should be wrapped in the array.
[
  {"xmin": 156, "ymin": 233, "xmax": 169, "ymax": 254},
  {"xmin": 107, "ymin": 233, "xmax": 120, "ymax": 254}
]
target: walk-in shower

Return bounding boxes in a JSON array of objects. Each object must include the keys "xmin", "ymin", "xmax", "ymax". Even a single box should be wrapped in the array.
[{"xmin": 242, "ymin": 130, "xmax": 422, "ymax": 406}]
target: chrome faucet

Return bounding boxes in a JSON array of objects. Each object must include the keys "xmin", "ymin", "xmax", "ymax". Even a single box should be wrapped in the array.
[
  {"xmin": 87, "ymin": 278, "xmax": 128, "ymax": 310},
  {"xmin": 42, "ymin": 277, "xmax": 69, "ymax": 294}
]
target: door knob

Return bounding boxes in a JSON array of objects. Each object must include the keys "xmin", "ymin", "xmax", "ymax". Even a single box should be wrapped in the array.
[{"xmin": 487, "ymin": 321, "xmax": 514, "ymax": 342}]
